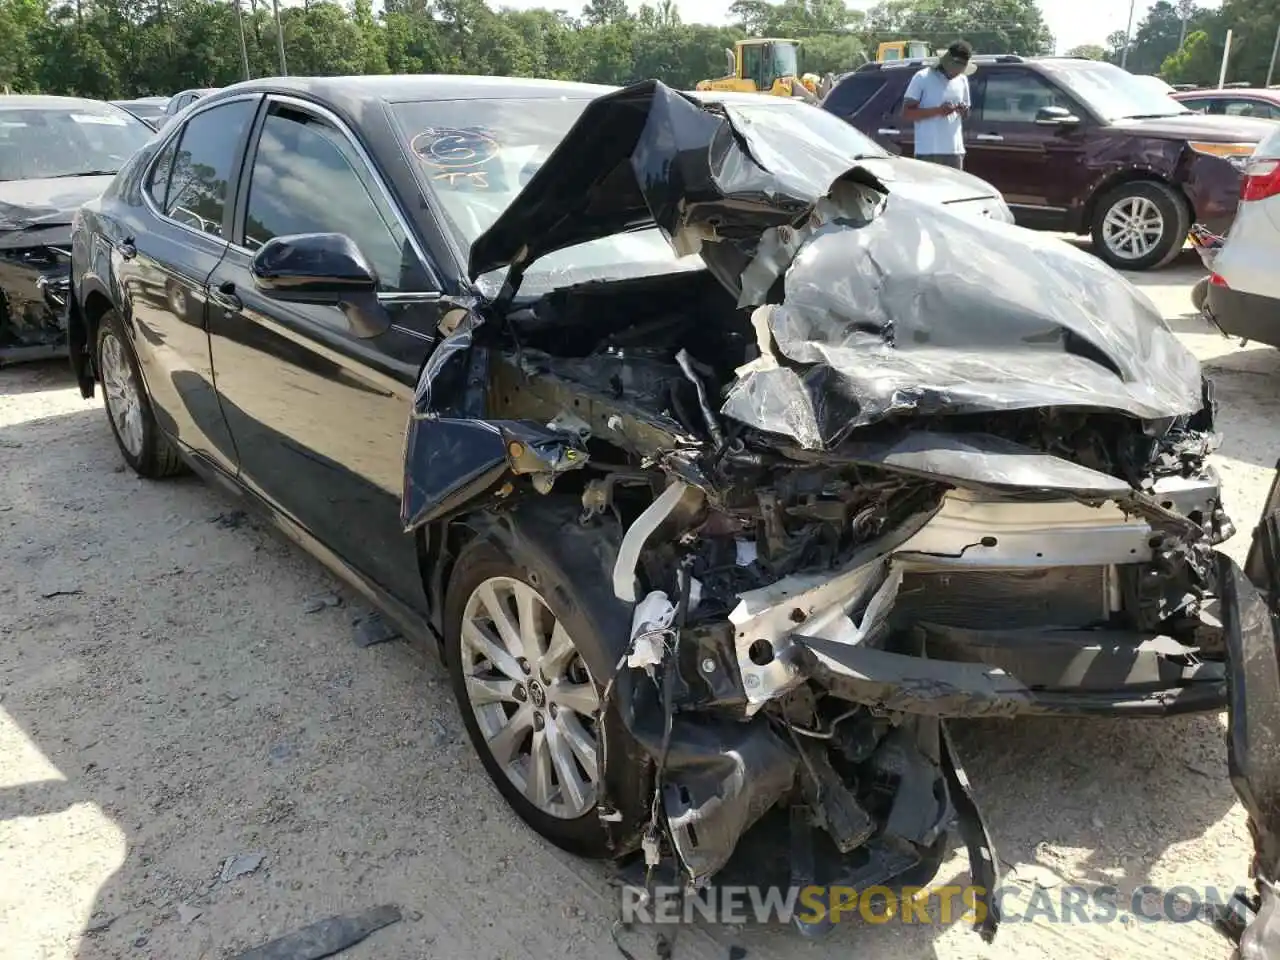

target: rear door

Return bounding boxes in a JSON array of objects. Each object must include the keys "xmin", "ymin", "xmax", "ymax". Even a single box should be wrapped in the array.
[
  {"xmin": 116, "ymin": 94, "xmax": 259, "ymax": 474},
  {"xmin": 823, "ymin": 72, "xmax": 906, "ymax": 153},
  {"xmin": 206, "ymin": 95, "xmax": 442, "ymax": 610},
  {"xmin": 963, "ymin": 68, "xmax": 1089, "ymax": 229}
]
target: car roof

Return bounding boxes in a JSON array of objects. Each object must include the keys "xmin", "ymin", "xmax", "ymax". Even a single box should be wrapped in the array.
[
  {"xmin": 1175, "ymin": 88, "xmax": 1280, "ymax": 100},
  {"xmin": 0, "ymin": 94, "xmax": 125, "ymax": 111},
  {"xmin": 208, "ymin": 74, "xmax": 618, "ymax": 111}
]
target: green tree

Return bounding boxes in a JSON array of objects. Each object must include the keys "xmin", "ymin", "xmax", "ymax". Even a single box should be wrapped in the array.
[
  {"xmin": 1119, "ymin": 0, "xmax": 1218, "ymax": 75},
  {"xmin": 581, "ymin": 0, "xmax": 629, "ymax": 27},
  {"xmin": 865, "ymin": 0, "xmax": 1052, "ymax": 57},
  {"xmin": 1161, "ymin": 29, "xmax": 1222, "ymax": 85},
  {"xmin": 1065, "ymin": 44, "xmax": 1107, "ymax": 60}
]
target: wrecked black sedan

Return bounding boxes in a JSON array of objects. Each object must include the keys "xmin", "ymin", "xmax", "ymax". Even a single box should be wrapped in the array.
[
  {"xmin": 0, "ymin": 96, "xmax": 154, "ymax": 364},
  {"xmin": 67, "ymin": 75, "xmax": 1280, "ymax": 948}
]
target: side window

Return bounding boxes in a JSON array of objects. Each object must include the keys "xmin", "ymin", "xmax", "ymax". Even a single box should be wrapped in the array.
[
  {"xmin": 1179, "ymin": 98, "xmax": 1209, "ymax": 114},
  {"xmin": 826, "ymin": 75, "xmax": 887, "ymax": 118},
  {"xmin": 163, "ymin": 99, "xmax": 256, "ymax": 237},
  {"xmin": 978, "ymin": 70, "xmax": 1074, "ymax": 123},
  {"xmin": 146, "ymin": 137, "xmax": 177, "ymax": 208},
  {"xmin": 1224, "ymin": 100, "xmax": 1270, "ymax": 118},
  {"xmin": 241, "ymin": 106, "xmax": 425, "ymax": 293},
  {"xmin": 741, "ymin": 45, "xmax": 764, "ymax": 88}
]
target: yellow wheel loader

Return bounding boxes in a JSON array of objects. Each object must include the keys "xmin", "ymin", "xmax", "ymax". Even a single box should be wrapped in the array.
[
  {"xmin": 695, "ymin": 39, "xmax": 820, "ymax": 101},
  {"xmin": 876, "ymin": 40, "xmax": 931, "ymax": 62}
]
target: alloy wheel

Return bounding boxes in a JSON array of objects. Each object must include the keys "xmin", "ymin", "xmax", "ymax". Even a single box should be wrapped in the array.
[
  {"xmin": 459, "ymin": 576, "xmax": 601, "ymax": 820},
  {"xmin": 1102, "ymin": 195, "xmax": 1166, "ymax": 261},
  {"xmin": 99, "ymin": 330, "xmax": 144, "ymax": 458}
]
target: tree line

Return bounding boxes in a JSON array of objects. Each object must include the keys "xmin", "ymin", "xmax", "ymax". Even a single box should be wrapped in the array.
[
  {"xmin": 0, "ymin": 0, "xmax": 1055, "ymax": 99},
  {"xmin": 0, "ymin": 0, "xmax": 1272, "ymax": 102},
  {"xmin": 1063, "ymin": 0, "xmax": 1277, "ymax": 87}
]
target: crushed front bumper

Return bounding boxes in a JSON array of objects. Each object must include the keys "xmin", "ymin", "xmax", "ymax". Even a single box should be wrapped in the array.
[{"xmin": 604, "ymin": 466, "xmax": 1280, "ymax": 947}]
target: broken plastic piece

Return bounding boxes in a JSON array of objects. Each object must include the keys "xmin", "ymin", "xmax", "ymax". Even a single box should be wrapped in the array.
[
  {"xmin": 230, "ymin": 904, "xmax": 402, "ymax": 960},
  {"xmin": 629, "ymin": 591, "xmax": 676, "ymax": 673}
]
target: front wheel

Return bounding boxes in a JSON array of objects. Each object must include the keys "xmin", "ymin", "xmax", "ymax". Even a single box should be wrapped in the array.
[
  {"xmin": 445, "ymin": 535, "xmax": 612, "ymax": 856},
  {"xmin": 1091, "ymin": 180, "xmax": 1190, "ymax": 271}
]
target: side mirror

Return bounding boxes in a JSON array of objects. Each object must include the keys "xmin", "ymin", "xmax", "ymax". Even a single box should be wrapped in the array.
[
  {"xmin": 1036, "ymin": 105, "xmax": 1082, "ymax": 126},
  {"xmin": 725, "ymin": 48, "xmax": 736, "ymax": 77},
  {"xmin": 250, "ymin": 233, "xmax": 391, "ymax": 339}
]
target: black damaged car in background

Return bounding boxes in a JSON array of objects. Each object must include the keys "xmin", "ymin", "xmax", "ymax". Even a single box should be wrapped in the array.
[
  {"xmin": 0, "ymin": 95, "xmax": 154, "ymax": 364},
  {"xmin": 66, "ymin": 75, "xmax": 1280, "ymax": 951}
]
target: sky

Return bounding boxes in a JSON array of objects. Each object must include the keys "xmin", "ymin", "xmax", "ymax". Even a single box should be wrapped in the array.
[{"xmin": 485, "ymin": 0, "xmax": 1226, "ymax": 56}]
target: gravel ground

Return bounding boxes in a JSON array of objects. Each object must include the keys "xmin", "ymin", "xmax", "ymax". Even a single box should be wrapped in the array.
[{"xmin": 3, "ymin": 249, "xmax": 1279, "ymax": 960}]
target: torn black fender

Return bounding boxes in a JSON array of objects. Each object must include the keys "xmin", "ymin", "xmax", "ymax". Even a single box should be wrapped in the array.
[
  {"xmin": 1223, "ymin": 468, "xmax": 1280, "ymax": 958},
  {"xmin": 400, "ymin": 307, "xmax": 591, "ymax": 530}
]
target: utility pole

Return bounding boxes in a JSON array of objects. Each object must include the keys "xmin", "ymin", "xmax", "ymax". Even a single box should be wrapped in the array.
[
  {"xmin": 1120, "ymin": 0, "xmax": 1137, "ymax": 69},
  {"xmin": 1218, "ymin": 27, "xmax": 1233, "ymax": 89},
  {"xmin": 234, "ymin": 0, "xmax": 251, "ymax": 81},
  {"xmin": 272, "ymin": 0, "xmax": 288, "ymax": 76},
  {"xmin": 1268, "ymin": 22, "xmax": 1280, "ymax": 87}
]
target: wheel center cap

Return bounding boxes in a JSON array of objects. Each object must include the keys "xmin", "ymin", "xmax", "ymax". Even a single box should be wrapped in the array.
[{"xmin": 528, "ymin": 681, "xmax": 546, "ymax": 709}]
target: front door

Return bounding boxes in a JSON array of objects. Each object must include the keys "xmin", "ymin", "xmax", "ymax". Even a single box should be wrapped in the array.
[
  {"xmin": 206, "ymin": 97, "xmax": 441, "ymax": 610},
  {"xmin": 963, "ymin": 69, "xmax": 1088, "ymax": 230}
]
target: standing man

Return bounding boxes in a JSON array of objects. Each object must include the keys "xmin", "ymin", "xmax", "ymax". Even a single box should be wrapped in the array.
[{"xmin": 901, "ymin": 41, "xmax": 976, "ymax": 170}]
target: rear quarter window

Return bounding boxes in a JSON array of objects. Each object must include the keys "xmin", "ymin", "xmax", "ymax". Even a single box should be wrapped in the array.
[{"xmin": 825, "ymin": 75, "xmax": 889, "ymax": 118}]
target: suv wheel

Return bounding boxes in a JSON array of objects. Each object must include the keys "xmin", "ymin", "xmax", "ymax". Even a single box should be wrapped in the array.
[{"xmin": 1091, "ymin": 180, "xmax": 1190, "ymax": 271}]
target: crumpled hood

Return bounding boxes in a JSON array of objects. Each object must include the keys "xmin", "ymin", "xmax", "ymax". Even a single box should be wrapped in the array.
[
  {"xmin": 470, "ymin": 80, "xmax": 1204, "ymax": 450},
  {"xmin": 0, "ymin": 174, "xmax": 114, "ymax": 236},
  {"xmin": 854, "ymin": 155, "xmax": 998, "ymax": 204}
]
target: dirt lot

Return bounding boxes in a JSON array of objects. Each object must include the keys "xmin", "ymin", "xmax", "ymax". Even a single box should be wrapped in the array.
[{"xmin": 3, "ymin": 249, "xmax": 1279, "ymax": 960}]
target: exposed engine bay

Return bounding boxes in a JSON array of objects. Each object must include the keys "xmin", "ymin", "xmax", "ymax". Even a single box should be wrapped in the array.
[{"xmin": 400, "ymin": 81, "xmax": 1280, "ymax": 950}]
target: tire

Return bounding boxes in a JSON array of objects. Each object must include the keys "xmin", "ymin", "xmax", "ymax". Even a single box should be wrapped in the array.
[
  {"xmin": 1090, "ymin": 180, "xmax": 1191, "ymax": 272},
  {"xmin": 443, "ymin": 506, "xmax": 643, "ymax": 858},
  {"xmin": 1192, "ymin": 276, "xmax": 1211, "ymax": 313},
  {"xmin": 95, "ymin": 309, "xmax": 186, "ymax": 479}
]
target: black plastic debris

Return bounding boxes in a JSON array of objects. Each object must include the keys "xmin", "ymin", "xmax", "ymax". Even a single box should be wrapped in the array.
[
  {"xmin": 302, "ymin": 592, "xmax": 342, "ymax": 614},
  {"xmin": 352, "ymin": 610, "xmax": 401, "ymax": 647},
  {"xmin": 230, "ymin": 905, "xmax": 402, "ymax": 960}
]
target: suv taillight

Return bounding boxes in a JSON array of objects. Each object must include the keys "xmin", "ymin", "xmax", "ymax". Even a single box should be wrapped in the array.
[{"xmin": 1241, "ymin": 157, "xmax": 1280, "ymax": 202}]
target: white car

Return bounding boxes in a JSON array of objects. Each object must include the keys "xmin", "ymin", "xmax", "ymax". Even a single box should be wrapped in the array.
[{"xmin": 1206, "ymin": 125, "xmax": 1280, "ymax": 344}]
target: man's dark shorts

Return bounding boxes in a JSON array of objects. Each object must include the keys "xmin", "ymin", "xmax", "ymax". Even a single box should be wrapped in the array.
[{"xmin": 916, "ymin": 154, "xmax": 965, "ymax": 170}]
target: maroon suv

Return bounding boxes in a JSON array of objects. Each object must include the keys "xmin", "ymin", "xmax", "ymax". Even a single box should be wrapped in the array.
[{"xmin": 824, "ymin": 56, "xmax": 1274, "ymax": 270}]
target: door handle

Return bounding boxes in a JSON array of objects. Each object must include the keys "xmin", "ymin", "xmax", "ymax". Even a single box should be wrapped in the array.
[
  {"xmin": 975, "ymin": 134, "xmax": 1005, "ymax": 142},
  {"xmin": 115, "ymin": 236, "xmax": 137, "ymax": 261},
  {"xmin": 210, "ymin": 280, "xmax": 241, "ymax": 312},
  {"xmin": 878, "ymin": 127, "xmax": 901, "ymax": 135}
]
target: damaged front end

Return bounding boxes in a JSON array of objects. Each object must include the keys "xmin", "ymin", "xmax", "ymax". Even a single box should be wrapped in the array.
[
  {"xmin": 0, "ymin": 202, "xmax": 80, "ymax": 364},
  {"xmin": 401, "ymin": 80, "xmax": 1280, "ymax": 945}
]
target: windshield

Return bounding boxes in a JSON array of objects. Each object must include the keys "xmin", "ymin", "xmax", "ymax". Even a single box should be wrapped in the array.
[
  {"xmin": 771, "ymin": 42, "xmax": 799, "ymax": 79},
  {"xmin": 1039, "ymin": 61, "xmax": 1191, "ymax": 121},
  {"xmin": 0, "ymin": 106, "xmax": 153, "ymax": 181},
  {"xmin": 390, "ymin": 95, "xmax": 887, "ymax": 294}
]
